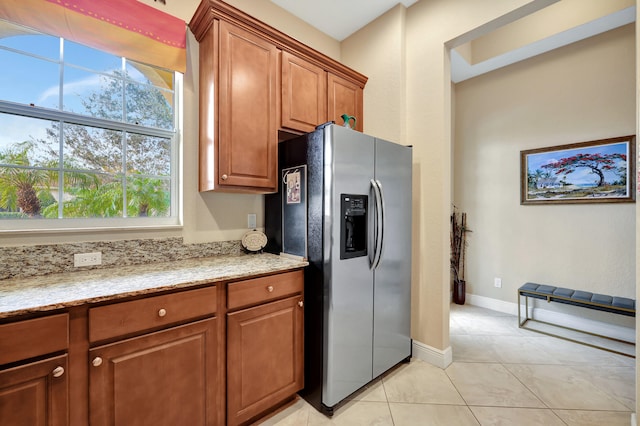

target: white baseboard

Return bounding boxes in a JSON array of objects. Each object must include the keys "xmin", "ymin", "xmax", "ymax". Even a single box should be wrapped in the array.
[
  {"xmin": 466, "ymin": 293, "xmax": 635, "ymax": 343},
  {"xmin": 412, "ymin": 339, "xmax": 452, "ymax": 369},
  {"xmin": 467, "ymin": 293, "xmax": 520, "ymax": 315}
]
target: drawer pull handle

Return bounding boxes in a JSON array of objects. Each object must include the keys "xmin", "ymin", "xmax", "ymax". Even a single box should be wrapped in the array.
[
  {"xmin": 52, "ymin": 366, "xmax": 65, "ymax": 378},
  {"xmin": 267, "ymin": 286, "xmax": 274, "ymax": 293},
  {"xmin": 92, "ymin": 357, "xmax": 103, "ymax": 367},
  {"xmin": 221, "ymin": 174, "xmax": 228, "ymax": 180},
  {"xmin": 298, "ymin": 300, "xmax": 304, "ymax": 308},
  {"xmin": 158, "ymin": 308, "xmax": 167, "ymax": 317}
]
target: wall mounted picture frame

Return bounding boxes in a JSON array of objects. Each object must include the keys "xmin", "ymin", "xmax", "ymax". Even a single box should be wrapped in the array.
[{"xmin": 520, "ymin": 135, "xmax": 636, "ymax": 205}]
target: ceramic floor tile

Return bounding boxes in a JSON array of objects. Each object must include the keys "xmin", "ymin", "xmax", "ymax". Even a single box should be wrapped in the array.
[
  {"xmin": 450, "ymin": 335, "xmax": 502, "ymax": 363},
  {"xmin": 469, "ymin": 406, "xmax": 566, "ymax": 426},
  {"xmin": 445, "ymin": 363, "xmax": 545, "ymax": 408},
  {"xmin": 255, "ymin": 397, "xmax": 311, "ymax": 425},
  {"xmin": 570, "ymin": 365, "xmax": 635, "ymax": 410},
  {"xmin": 347, "ymin": 378, "xmax": 387, "ymax": 402},
  {"xmin": 255, "ymin": 304, "xmax": 636, "ymax": 425},
  {"xmin": 520, "ymin": 321, "xmax": 635, "ymax": 361},
  {"xmin": 389, "ymin": 402, "xmax": 480, "ymax": 426},
  {"xmin": 382, "ymin": 359, "xmax": 466, "ymax": 405},
  {"xmin": 456, "ymin": 335, "xmax": 564, "ymax": 365},
  {"xmin": 505, "ymin": 364, "xmax": 630, "ymax": 411},
  {"xmin": 553, "ymin": 409, "xmax": 633, "ymax": 425},
  {"xmin": 307, "ymin": 400, "xmax": 393, "ymax": 426},
  {"xmin": 450, "ymin": 304, "xmax": 512, "ymax": 318},
  {"xmin": 455, "ymin": 315, "xmax": 530, "ymax": 336}
]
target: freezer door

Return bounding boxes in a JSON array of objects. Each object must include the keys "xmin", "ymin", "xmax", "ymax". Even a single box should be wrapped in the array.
[
  {"xmin": 372, "ymin": 138, "xmax": 412, "ymax": 378},
  {"xmin": 323, "ymin": 125, "xmax": 375, "ymax": 408}
]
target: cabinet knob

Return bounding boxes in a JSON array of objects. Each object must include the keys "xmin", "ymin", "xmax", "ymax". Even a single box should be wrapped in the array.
[
  {"xmin": 52, "ymin": 366, "xmax": 65, "ymax": 378},
  {"xmin": 92, "ymin": 357, "xmax": 103, "ymax": 367},
  {"xmin": 221, "ymin": 174, "xmax": 228, "ymax": 181},
  {"xmin": 158, "ymin": 308, "xmax": 167, "ymax": 317},
  {"xmin": 298, "ymin": 300, "xmax": 304, "ymax": 308},
  {"xmin": 267, "ymin": 285, "xmax": 274, "ymax": 293}
]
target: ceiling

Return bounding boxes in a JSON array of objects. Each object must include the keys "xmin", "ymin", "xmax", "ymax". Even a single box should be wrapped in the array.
[
  {"xmin": 269, "ymin": 0, "xmax": 636, "ymax": 83},
  {"xmin": 149, "ymin": 0, "xmax": 636, "ymax": 83},
  {"xmin": 270, "ymin": 0, "xmax": 418, "ymax": 41}
]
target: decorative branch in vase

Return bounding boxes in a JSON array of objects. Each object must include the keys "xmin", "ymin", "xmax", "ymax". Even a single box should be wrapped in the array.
[{"xmin": 451, "ymin": 206, "xmax": 471, "ymax": 305}]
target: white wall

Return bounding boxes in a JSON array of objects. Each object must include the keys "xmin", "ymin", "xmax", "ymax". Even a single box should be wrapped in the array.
[{"xmin": 454, "ymin": 24, "xmax": 636, "ymax": 310}]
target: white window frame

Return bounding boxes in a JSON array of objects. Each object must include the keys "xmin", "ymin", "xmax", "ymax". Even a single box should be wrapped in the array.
[{"xmin": 0, "ymin": 33, "xmax": 183, "ymax": 234}]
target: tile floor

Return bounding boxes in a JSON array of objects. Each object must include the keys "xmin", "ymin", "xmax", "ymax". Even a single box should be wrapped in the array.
[{"xmin": 256, "ymin": 303, "xmax": 635, "ymax": 425}]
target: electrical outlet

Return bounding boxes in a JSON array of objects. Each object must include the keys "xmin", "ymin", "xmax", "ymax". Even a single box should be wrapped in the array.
[
  {"xmin": 494, "ymin": 277, "xmax": 502, "ymax": 288},
  {"xmin": 74, "ymin": 252, "xmax": 102, "ymax": 267},
  {"xmin": 247, "ymin": 213, "xmax": 257, "ymax": 229}
]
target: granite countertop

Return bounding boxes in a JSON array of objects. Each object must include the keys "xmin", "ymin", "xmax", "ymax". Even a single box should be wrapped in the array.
[{"xmin": 0, "ymin": 253, "xmax": 308, "ymax": 319}]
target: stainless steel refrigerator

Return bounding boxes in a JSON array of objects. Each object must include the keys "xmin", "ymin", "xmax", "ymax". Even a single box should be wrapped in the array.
[{"xmin": 265, "ymin": 122, "xmax": 412, "ymax": 416}]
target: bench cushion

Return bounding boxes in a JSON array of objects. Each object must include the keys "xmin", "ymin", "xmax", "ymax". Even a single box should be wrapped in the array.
[
  {"xmin": 571, "ymin": 290, "xmax": 593, "ymax": 302},
  {"xmin": 612, "ymin": 297, "xmax": 635, "ymax": 310},
  {"xmin": 591, "ymin": 294, "xmax": 613, "ymax": 306},
  {"xmin": 552, "ymin": 287, "xmax": 574, "ymax": 298},
  {"xmin": 519, "ymin": 283, "xmax": 635, "ymax": 316},
  {"xmin": 536, "ymin": 285, "xmax": 556, "ymax": 295}
]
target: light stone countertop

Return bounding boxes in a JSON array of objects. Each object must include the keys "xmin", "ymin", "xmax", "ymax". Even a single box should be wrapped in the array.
[{"xmin": 0, "ymin": 253, "xmax": 308, "ymax": 319}]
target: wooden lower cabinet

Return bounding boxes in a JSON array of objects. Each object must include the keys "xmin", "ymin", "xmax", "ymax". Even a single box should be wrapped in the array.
[
  {"xmin": 89, "ymin": 318, "xmax": 218, "ymax": 426},
  {"xmin": 1, "ymin": 270, "xmax": 305, "ymax": 426},
  {"xmin": 227, "ymin": 295, "xmax": 304, "ymax": 425},
  {"xmin": 0, "ymin": 354, "xmax": 69, "ymax": 426}
]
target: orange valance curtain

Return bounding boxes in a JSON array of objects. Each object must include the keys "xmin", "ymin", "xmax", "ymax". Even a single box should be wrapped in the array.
[{"xmin": 0, "ymin": 0, "xmax": 186, "ymax": 73}]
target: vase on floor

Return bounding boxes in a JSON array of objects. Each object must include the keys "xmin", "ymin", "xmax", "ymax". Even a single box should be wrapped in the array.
[{"xmin": 453, "ymin": 279, "xmax": 466, "ymax": 305}]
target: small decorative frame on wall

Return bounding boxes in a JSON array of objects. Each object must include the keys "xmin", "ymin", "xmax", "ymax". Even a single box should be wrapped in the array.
[{"xmin": 520, "ymin": 135, "xmax": 636, "ymax": 205}]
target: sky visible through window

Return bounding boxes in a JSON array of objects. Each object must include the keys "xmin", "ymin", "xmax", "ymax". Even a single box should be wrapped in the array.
[
  {"xmin": 0, "ymin": 25, "xmax": 173, "ymax": 153},
  {"xmin": 0, "ymin": 19, "xmax": 177, "ymax": 221}
]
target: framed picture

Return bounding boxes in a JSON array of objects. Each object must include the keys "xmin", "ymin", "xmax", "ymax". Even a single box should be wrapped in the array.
[{"xmin": 520, "ymin": 135, "xmax": 636, "ymax": 205}]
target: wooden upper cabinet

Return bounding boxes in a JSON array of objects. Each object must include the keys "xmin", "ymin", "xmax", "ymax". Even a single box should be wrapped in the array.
[
  {"xmin": 217, "ymin": 21, "xmax": 279, "ymax": 192},
  {"xmin": 281, "ymin": 51, "xmax": 327, "ymax": 133},
  {"xmin": 328, "ymin": 73, "xmax": 364, "ymax": 132},
  {"xmin": 189, "ymin": 0, "xmax": 367, "ymax": 193}
]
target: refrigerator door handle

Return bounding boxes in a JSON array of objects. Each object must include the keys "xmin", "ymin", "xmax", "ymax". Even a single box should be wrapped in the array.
[{"xmin": 370, "ymin": 179, "xmax": 385, "ymax": 269}]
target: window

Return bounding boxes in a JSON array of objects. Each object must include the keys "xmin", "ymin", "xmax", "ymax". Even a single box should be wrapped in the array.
[{"xmin": 0, "ymin": 19, "xmax": 181, "ymax": 230}]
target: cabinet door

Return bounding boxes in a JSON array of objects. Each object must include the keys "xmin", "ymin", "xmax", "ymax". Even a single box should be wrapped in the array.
[
  {"xmin": 0, "ymin": 355, "xmax": 68, "ymax": 426},
  {"xmin": 328, "ymin": 73, "xmax": 364, "ymax": 132},
  {"xmin": 227, "ymin": 295, "xmax": 304, "ymax": 426},
  {"xmin": 89, "ymin": 318, "xmax": 218, "ymax": 426},
  {"xmin": 281, "ymin": 51, "xmax": 327, "ymax": 132},
  {"xmin": 218, "ymin": 21, "xmax": 279, "ymax": 191}
]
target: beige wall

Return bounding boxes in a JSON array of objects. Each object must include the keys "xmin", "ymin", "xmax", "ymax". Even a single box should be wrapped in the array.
[
  {"xmin": 402, "ymin": 0, "xmax": 538, "ymax": 354},
  {"xmin": 455, "ymin": 24, "xmax": 636, "ymax": 303},
  {"xmin": 341, "ymin": 5, "xmax": 407, "ymax": 144}
]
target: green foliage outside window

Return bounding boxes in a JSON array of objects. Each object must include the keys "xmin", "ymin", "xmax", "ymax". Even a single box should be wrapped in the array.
[{"xmin": 0, "ymin": 19, "xmax": 177, "ymax": 222}]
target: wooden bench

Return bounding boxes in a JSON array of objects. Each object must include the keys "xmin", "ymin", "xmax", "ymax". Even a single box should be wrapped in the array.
[{"xmin": 518, "ymin": 283, "xmax": 635, "ymax": 358}]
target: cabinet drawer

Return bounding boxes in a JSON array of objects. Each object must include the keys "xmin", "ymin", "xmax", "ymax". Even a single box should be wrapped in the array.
[
  {"xmin": 89, "ymin": 286, "xmax": 217, "ymax": 342},
  {"xmin": 0, "ymin": 313, "xmax": 69, "ymax": 365},
  {"xmin": 228, "ymin": 270, "xmax": 303, "ymax": 311}
]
